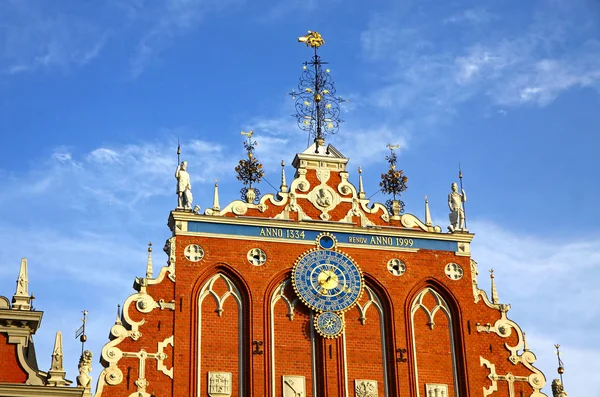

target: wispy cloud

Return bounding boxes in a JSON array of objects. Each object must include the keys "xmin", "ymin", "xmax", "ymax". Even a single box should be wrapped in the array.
[
  {"xmin": 0, "ymin": 1, "xmax": 111, "ymax": 74},
  {"xmin": 359, "ymin": 2, "xmax": 600, "ymax": 113},
  {"xmin": 443, "ymin": 8, "xmax": 497, "ymax": 25}
]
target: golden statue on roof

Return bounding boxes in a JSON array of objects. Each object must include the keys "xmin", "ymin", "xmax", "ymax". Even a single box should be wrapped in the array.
[{"xmin": 298, "ymin": 31, "xmax": 325, "ymax": 48}]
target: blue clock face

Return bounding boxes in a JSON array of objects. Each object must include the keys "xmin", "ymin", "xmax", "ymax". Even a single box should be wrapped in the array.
[
  {"xmin": 315, "ymin": 311, "xmax": 344, "ymax": 338},
  {"xmin": 292, "ymin": 249, "xmax": 363, "ymax": 312}
]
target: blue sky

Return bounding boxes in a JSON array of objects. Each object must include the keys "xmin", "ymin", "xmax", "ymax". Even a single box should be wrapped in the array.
[{"xmin": 0, "ymin": 0, "xmax": 598, "ymax": 394}]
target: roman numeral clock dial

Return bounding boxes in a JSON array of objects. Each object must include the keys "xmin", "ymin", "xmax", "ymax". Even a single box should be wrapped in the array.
[{"xmin": 292, "ymin": 233, "xmax": 364, "ymax": 338}]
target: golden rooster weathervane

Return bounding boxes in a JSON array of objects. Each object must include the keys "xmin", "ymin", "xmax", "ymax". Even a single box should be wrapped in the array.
[{"xmin": 298, "ymin": 31, "xmax": 325, "ymax": 48}]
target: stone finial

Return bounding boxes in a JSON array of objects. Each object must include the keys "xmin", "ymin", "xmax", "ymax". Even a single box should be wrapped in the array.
[
  {"xmin": 358, "ymin": 166, "xmax": 365, "ymax": 199},
  {"xmin": 12, "ymin": 258, "xmax": 32, "ymax": 310},
  {"xmin": 212, "ymin": 180, "xmax": 220, "ymax": 212},
  {"xmin": 115, "ymin": 304, "xmax": 122, "ymax": 325},
  {"xmin": 146, "ymin": 242, "xmax": 153, "ymax": 279},
  {"xmin": 280, "ymin": 160, "xmax": 288, "ymax": 193},
  {"xmin": 46, "ymin": 331, "xmax": 68, "ymax": 386},
  {"xmin": 425, "ymin": 195, "xmax": 432, "ymax": 227},
  {"xmin": 77, "ymin": 350, "xmax": 93, "ymax": 396},
  {"xmin": 490, "ymin": 269, "xmax": 499, "ymax": 304}
]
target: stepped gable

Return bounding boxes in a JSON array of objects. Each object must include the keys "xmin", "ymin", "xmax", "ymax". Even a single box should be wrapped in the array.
[{"xmin": 205, "ymin": 142, "xmax": 439, "ymax": 233}]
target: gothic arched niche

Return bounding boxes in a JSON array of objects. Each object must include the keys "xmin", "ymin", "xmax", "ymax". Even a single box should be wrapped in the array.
[
  {"xmin": 197, "ymin": 273, "xmax": 245, "ymax": 397},
  {"xmin": 345, "ymin": 284, "xmax": 393, "ymax": 397},
  {"xmin": 269, "ymin": 278, "xmax": 316, "ymax": 397},
  {"xmin": 410, "ymin": 287, "xmax": 459, "ymax": 397}
]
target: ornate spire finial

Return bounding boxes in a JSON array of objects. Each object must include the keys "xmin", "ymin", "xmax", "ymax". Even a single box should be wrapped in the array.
[
  {"xmin": 358, "ymin": 166, "xmax": 365, "ymax": 199},
  {"xmin": 490, "ymin": 269, "xmax": 499, "ymax": 304},
  {"xmin": 47, "ymin": 331, "xmax": 68, "ymax": 386},
  {"xmin": 212, "ymin": 180, "xmax": 220, "ymax": 212},
  {"xmin": 425, "ymin": 195, "xmax": 433, "ymax": 227},
  {"xmin": 380, "ymin": 144, "xmax": 408, "ymax": 216},
  {"xmin": 146, "ymin": 242, "xmax": 153, "ymax": 279},
  {"xmin": 552, "ymin": 346, "xmax": 568, "ymax": 397},
  {"xmin": 12, "ymin": 258, "xmax": 31, "ymax": 310},
  {"xmin": 290, "ymin": 31, "xmax": 345, "ymax": 147},
  {"xmin": 280, "ymin": 160, "xmax": 288, "ymax": 193},
  {"xmin": 235, "ymin": 131, "xmax": 264, "ymax": 204}
]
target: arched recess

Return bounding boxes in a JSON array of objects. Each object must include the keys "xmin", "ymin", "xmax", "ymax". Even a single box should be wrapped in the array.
[
  {"xmin": 268, "ymin": 277, "xmax": 316, "ymax": 397},
  {"xmin": 344, "ymin": 277, "xmax": 396, "ymax": 397},
  {"xmin": 408, "ymin": 285, "xmax": 465, "ymax": 397},
  {"xmin": 197, "ymin": 272, "xmax": 247, "ymax": 397}
]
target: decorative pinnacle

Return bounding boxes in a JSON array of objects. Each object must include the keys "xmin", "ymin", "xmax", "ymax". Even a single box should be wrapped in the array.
[
  {"xmin": 425, "ymin": 195, "xmax": 433, "ymax": 227},
  {"xmin": 212, "ymin": 180, "xmax": 220, "ymax": 212},
  {"xmin": 490, "ymin": 269, "xmax": 499, "ymax": 304},
  {"xmin": 358, "ymin": 166, "xmax": 365, "ymax": 199},
  {"xmin": 115, "ymin": 304, "xmax": 122, "ymax": 325},
  {"xmin": 290, "ymin": 31, "xmax": 345, "ymax": 145},
  {"xmin": 280, "ymin": 160, "xmax": 288, "ymax": 193},
  {"xmin": 380, "ymin": 144, "xmax": 408, "ymax": 215},
  {"xmin": 146, "ymin": 242, "xmax": 153, "ymax": 279},
  {"xmin": 47, "ymin": 331, "xmax": 68, "ymax": 386},
  {"xmin": 12, "ymin": 258, "xmax": 31, "ymax": 310}
]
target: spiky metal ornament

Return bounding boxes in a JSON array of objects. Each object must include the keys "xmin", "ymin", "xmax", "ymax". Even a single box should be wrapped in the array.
[
  {"xmin": 380, "ymin": 144, "xmax": 408, "ymax": 215},
  {"xmin": 290, "ymin": 31, "xmax": 346, "ymax": 148},
  {"xmin": 235, "ymin": 131, "xmax": 264, "ymax": 204}
]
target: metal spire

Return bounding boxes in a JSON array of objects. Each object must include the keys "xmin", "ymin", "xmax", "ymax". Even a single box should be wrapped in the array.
[
  {"xmin": 290, "ymin": 31, "xmax": 345, "ymax": 148},
  {"xmin": 555, "ymin": 344, "xmax": 565, "ymax": 385},
  {"xmin": 75, "ymin": 310, "xmax": 88, "ymax": 355}
]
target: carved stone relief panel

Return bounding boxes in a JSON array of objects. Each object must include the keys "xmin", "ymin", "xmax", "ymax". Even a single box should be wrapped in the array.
[
  {"xmin": 208, "ymin": 372, "xmax": 232, "ymax": 397},
  {"xmin": 355, "ymin": 379, "xmax": 378, "ymax": 397},
  {"xmin": 184, "ymin": 244, "xmax": 204, "ymax": 262},
  {"xmin": 282, "ymin": 375, "xmax": 305, "ymax": 397},
  {"xmin": 425, "ymin": 383, "xmax": 448, "ymax": 397},
  {"xmin": 444, "ymin": 263, "xmax": 464, "ymax": 280},
  {"xmin": 247, "ymin": 248, "xmax": 267, "ymax": 266},
  {"xmin": 387, "ymin": 258, "xmax": 406, "ymax": 276}
]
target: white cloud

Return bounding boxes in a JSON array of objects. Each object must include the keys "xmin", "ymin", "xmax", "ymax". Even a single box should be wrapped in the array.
[{"xmin": 443, "ymin": 8, "xmax": 497, "ymax": 25}]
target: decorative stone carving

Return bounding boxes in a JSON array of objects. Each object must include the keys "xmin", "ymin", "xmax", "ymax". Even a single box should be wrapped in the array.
[
  {"xmin": 12, "ymin": 258, "xmax": 32, "ymax": 310},
  {"xmin": 411, "ymin": 288, "xmax": 450, "ymax": 330},
  {"xmin": 444, "ymin": 263, "xmax": 464, "ymax": 280},
  {"xmin": 425, "ymin": 383, "xmax": 448, "ymax": 397},
  {"xmin": 175, "ymin": 160, "xmax": 193, "ymax": 210},
  {"xmin": 307, "ymin": 184, "xmax": 340, "ymax": 220},
  {"xmin": 271, "ymin": 280, "xmax": 299, "ymax": 321},
  {"xmin": 387, "ymin": 258, "xmax": 406, "ymax": 276},
  {"xmin": 47, "ymin": 331, "xmax": 68, "ymax": 386},
  {"xmin": 448, "ymin": 182, "xmax": 467, "ymax": 232},
  {"xmin": 552, "ymin": 379, "xmax": 567, "ymax": 397},
  {"xmin": 355, "ymin": 379, "xmax": 378, "ymax": 397},
  {"xmin": 282, "ymin": 375, "xmax": 306, "ymax": 397},
  {"xmin": 480, "ymin": 356, "xmax": 546, "ymax": 397},
  {"xmin": 77, "ymin": 350, "xmax": 93, "ymax": 395},
  {"xmin": 247, "ymin": 248, "xmax": 267, "ymax": 266},
  {"xmin": 208, "ymin": 372, "xmax": 232, "ymax": 397},
  {"xmin": 184, "ymin": 244, "xmax": 205, "ymax": 262},
  {"xmin": 356, "ymin": 286, "xmax": 383, "ymax": 326}
]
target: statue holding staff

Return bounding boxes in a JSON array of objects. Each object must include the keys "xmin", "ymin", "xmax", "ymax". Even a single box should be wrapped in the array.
[
  {"xmin": 448, "ymin": 182, "xmax": 467, "ymax": 232},
  {"xmin": 175, "ymin": 161, "xmax": 193, "ymax": 210}
]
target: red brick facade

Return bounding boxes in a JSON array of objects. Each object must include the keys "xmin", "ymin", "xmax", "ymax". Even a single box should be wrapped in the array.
[{"xmin": 94, "ymin": 145, "xmax": 548, "ymax": 397}]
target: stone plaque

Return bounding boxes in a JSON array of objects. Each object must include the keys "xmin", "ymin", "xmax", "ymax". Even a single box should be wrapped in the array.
[
  {"xmin": 355, "ymin": 379, "xmax": 378, "ymax": 397},
  {"xmin": 208, "ymin": 372, "xmax": 232, "ymax": 397},
  {"xmin": 425, "ymin": 383, "xmax": 448, "ymax": 397},
  {"xmin": 282, "ymin": 375, "xmax": 306, "ymax": 397}
]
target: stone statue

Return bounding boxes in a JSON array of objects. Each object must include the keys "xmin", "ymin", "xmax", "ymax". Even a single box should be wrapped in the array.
[
  {"xmin": 77, "ymin": 350, "xmax": 93, "ymax": 389},
  {"xmin": 552, "ymin": 379, "xmax": 567, "ymax": 397},
  {"xmin": 448, "ymin": 182, "xmax": 467, "ymax": 232},
  {"xmin": 175, "ymin": 161, "xmax": 193, "ymax": 210}
]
